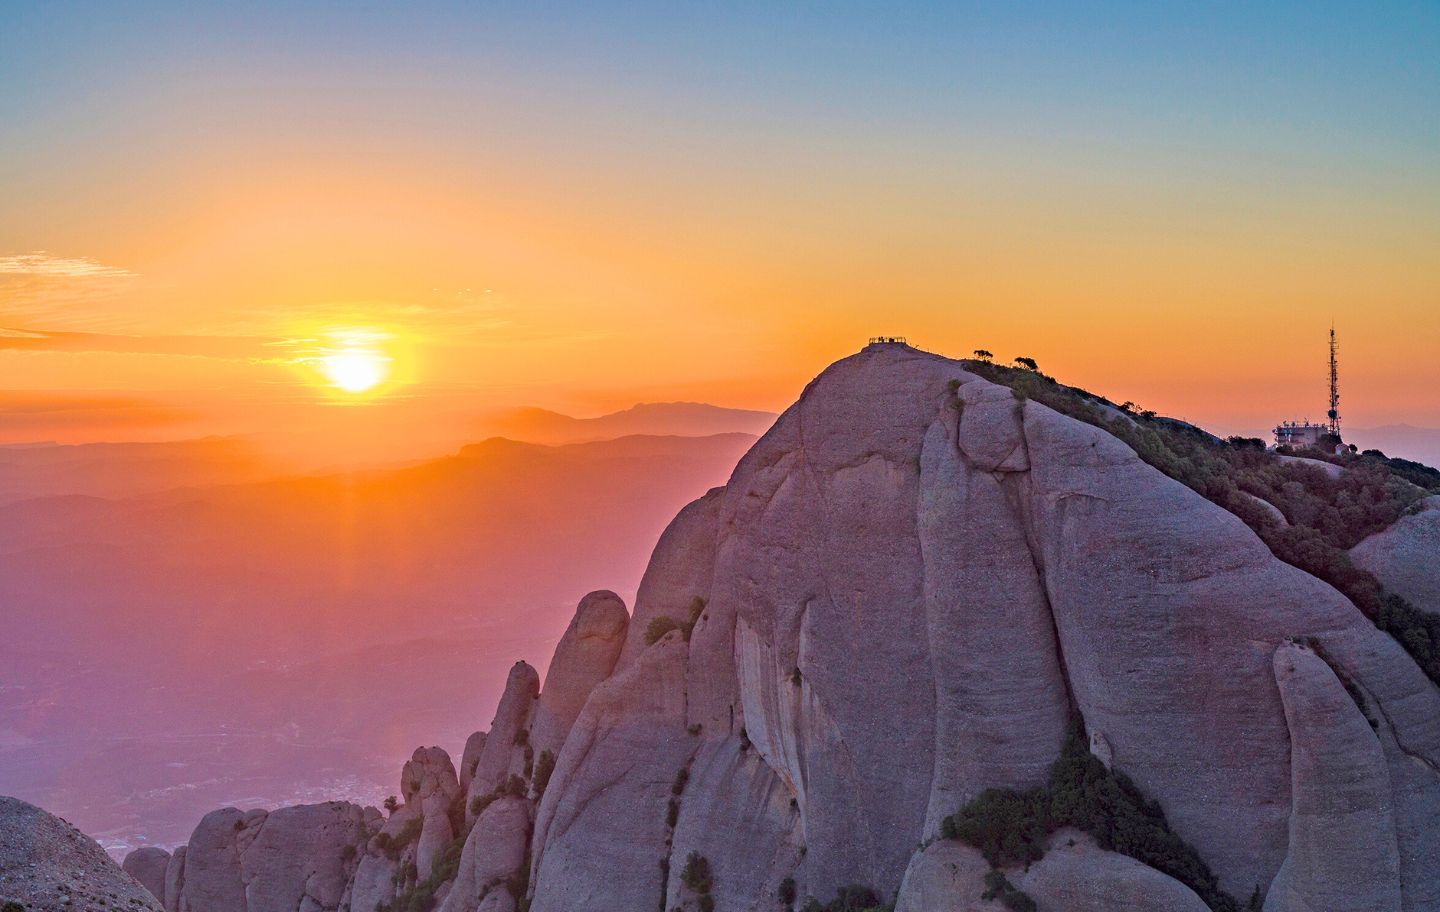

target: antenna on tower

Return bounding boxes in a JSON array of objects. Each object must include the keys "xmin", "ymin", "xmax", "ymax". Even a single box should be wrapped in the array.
[{"xmin": 1327, "ymin": 323, "xmax": 1340, "ymax": 437}]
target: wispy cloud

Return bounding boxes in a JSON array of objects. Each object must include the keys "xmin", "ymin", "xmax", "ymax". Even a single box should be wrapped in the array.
[
  {"xmin": 0, "ymin": 252, "xmax": 137, "ymax": 279},
  {"xmin": 0, "ymin": 327, "xmax": 277, "ymax": 360},
  {"xmin": 0, "ymin": 251, "xmax": 141, "ymax": 331}
]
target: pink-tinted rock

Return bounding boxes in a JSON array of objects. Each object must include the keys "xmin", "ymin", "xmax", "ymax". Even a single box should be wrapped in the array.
[
  {"xmin": 123, "ymin": 846, "xmax": 171, "ymax": 905},
  {"xmin": 530, "ymin": 590, "xmax": 630, "ymax": 760}
]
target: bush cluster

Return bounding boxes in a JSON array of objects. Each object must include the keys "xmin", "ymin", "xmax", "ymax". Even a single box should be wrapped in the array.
[
  {"xmin": 981, "ymin": 870, "xmax": 1035, "ymax": 912},
  {"xmin": 797, "ymin": 884, "xmax": 889, "ymax": 912},
  {"xmin": 1378, "ymin": 593, "xmax": 1440, "ymax": 684},
  {"xmin": 470, "ymin": 774, "xmax": 528, "ymax": 818},
  {"xmin": 680, "ymin": 852, "xmax": 716, "ymax": 912},
  {"xmin": 532, "ymin": 749, "xmax": 557, "ymax": 801},
  {"xmin": 373, "ymin": 816, "xmax": 425, "ymax": 862},
  {"xmin": 645, "ymin": 597, "xmax": 709, "ymax": 645},
  {"xmin": 375, "ymin": 834, "xmax": 466, "ymax": 912},
  {"xmin": 942, "ymin": 719, "xmax": 1244, "ymax": 912}
]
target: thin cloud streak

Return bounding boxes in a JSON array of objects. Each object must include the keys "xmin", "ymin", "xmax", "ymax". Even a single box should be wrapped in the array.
[
  {"xmin": 0, "ymin": 326, "xmax": 279, "ymax": 360},
  {"xmin": 0, "ymin": 252, "xmax": 137, "ymax": 279}
]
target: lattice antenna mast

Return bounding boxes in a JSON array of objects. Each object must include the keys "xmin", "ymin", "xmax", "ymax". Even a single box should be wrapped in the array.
[{"xmin": 1327, "ymin": 324, "xmax": 1341, "ymax": 436}]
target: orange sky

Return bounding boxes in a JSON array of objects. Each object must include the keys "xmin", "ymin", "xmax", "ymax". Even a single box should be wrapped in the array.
[{"xmin": 3, "ymin": 4, "xmax": 1438, "ymax": 464}]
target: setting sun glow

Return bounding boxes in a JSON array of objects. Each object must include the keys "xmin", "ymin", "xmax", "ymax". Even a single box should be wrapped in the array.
[{"xmin": 318, "ymin": 333, "xmax": 392, "ymax": 394}]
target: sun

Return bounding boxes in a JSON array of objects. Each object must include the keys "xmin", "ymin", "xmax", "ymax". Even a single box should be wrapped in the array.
[
  {"xmin": 315, "ymin": 330, "xmax": 393, "ymax": 394},
  {"xmin": 321, "ymin": 348, "xmax": 389, "ymax": 393}
]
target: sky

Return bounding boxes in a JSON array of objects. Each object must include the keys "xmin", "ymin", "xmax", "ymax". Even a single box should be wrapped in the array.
[{"xmin": 3, "ymin": 1, "xmax": 1438, "ymax": 462}]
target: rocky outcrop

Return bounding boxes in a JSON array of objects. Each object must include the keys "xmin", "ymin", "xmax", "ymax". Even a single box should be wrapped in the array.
[
  {"xmin": 1265, "ymin": 642, "xmax": 1402, "ymax": 912},
  {"xmin": 466, "ymin": 661, "xmax": 539, "ymax": 812},
  {"xmin": 124, "ymin": 845, "xmax": 171, "ymax": 905},
  {"xmin": 529, "ymin": 590, "xmax": 629, "ymax": 760},
  {"xmin": 403, "ymin": 746, "xmax": 463, "ymax": 878},
  {"xmin": 461, "ymin": 731, "xmax": 487, "ymax": 785},
  {"xmin": 895, "ymin": 839, "xmax": 998, "ymax": 912},
  {"xmin": 0, "ymin": 796, "xmax": 163, "ymax": 912},
  {"xmin": 1022, "ymin": 832, "xmax": 1211, "ymax": 911},
  {"xmin": 1353, "ymin": 496, "xmax": 1440, "ymax": 616},
  {"xmin": 176, "ymin": 802, "xmax": 370, "ymax": 912},
  {"xmin": 437, "ymin": 797, "xmax": 530, "ymax": 912}
]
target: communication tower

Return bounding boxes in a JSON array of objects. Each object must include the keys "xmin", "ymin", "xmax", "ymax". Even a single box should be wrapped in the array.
[{"xmin": 1327, "ymin": 325, "xmax": 1340, "ymax": 436}]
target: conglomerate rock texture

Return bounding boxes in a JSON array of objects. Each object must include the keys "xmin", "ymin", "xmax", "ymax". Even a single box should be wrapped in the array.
[
  {"xmin": 120, "ymin": 344, "xmax": 1440, "ymax": 912},
  {"xmin": 0, "ymin": 796, "xmax": 163, "ymax": 912}
]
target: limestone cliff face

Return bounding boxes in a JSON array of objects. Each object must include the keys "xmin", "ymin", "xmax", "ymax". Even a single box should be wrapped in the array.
[{"xmin": 123, "ymin": 344, "xmax": 1440, "ymax": 912}]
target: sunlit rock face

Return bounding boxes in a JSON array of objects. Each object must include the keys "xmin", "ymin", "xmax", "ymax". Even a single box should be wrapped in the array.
[
  {"xmin": 123, "ymin": 846, "xmax": 171, "ymax": 905},
  {"xmin": 115, "ymin": 345, "xmax": 1440, "ymax": 912}
]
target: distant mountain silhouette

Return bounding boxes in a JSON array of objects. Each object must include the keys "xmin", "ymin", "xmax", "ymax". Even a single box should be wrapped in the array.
[
  {"xmin": 1346, "ymin": 424, "xmax": 1440, "ymax": 469},
  {"xmin": 477, "ymin": 402, "xmax": 776, "ymax": 444},
  {"xmin": 0, "ymin": 437, "xmax": 272, "ymax": 505}
]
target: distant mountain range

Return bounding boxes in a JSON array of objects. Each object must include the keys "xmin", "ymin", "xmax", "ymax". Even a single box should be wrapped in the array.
[
  {"xmin": 0, "ymin": 437, "xmax": 273, "ymax": 504},
  {"xmin": 1346, "ymin": 424, "xmax": 1440, "ymax": 469},
  {"xmin": 477, "ymin": 401, "xmax": 777, "ymax": 444}
]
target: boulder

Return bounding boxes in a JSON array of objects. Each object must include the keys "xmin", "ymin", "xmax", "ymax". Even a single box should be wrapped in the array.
[
  {"xmin": 123, "ymin": 846, "xmax": 171, "ymax": 904},
  {"xmin": 895, "ymin": 831, "xmax": 1211, "ymax": 912},
  {"xmin": 0, "ymin": 795, "xmax": 163, "ymax": 912},
  {"xmin": 348, "ymin": 852, "xmax": 399, "ymax": 912},
  {"xmin": 1352, "ymin": 496, "xmax": 1440, "ymax": 616},
  {"xmin": 895, "ymin": 839, "xmax": 997, "ymax": 912},
  {"xmin": 401, "ymin": 747, "xmax": 462, "ymax": 878},
  {"xmin": 1021, "ymin": 830, "xmax": 1210, "ymax": 911}
]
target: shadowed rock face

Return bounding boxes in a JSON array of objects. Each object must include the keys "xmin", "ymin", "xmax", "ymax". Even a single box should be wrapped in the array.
[
  {"xmin": 173, "ymin": 802, "xmax": 371, "ymax": 912},
  {"xmin": 114, "ymin": 345, "xmax": 1440, "ymax": 912},
  {"xmin": 123, "ymin": 845, "xmax": 171, "ymax": 904},
  {"xmin": 1, "ymin": 796, "xmax": 163, "ymax": 912}
]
